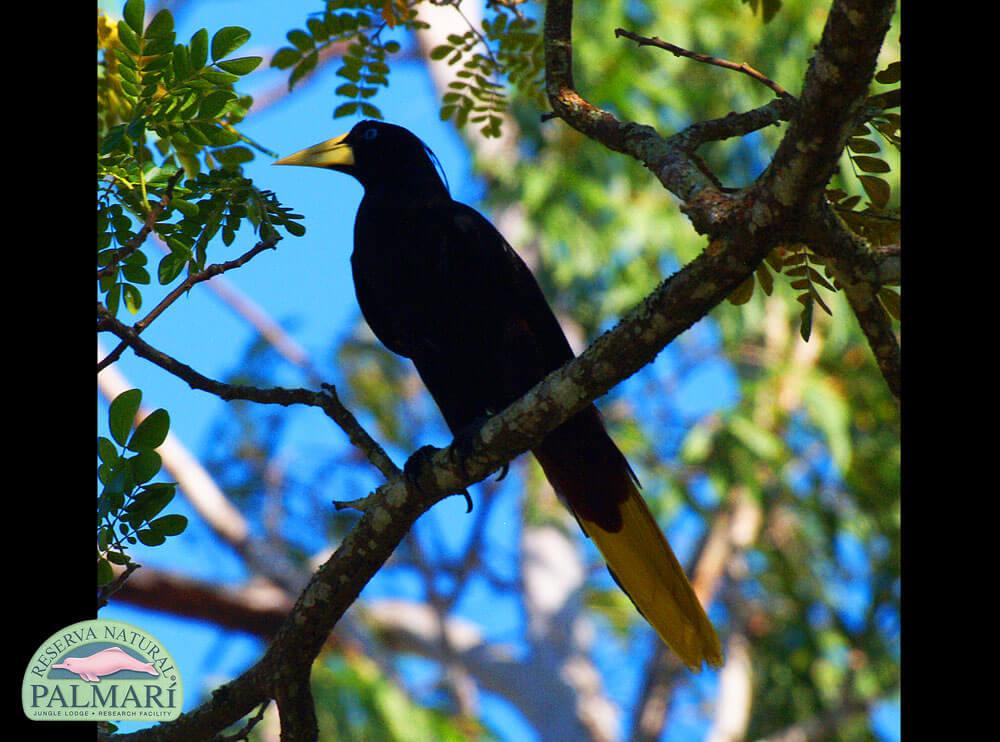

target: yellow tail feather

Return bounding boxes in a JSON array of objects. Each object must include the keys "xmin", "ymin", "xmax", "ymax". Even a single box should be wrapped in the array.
[{"xmin": 579, "ymin": 485, "xmax": 724, "ymax": 671}]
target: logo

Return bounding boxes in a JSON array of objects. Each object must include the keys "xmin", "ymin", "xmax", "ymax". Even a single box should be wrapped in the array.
[{"xmin": 22, "ymin": 619, "xmax": 183, "ymax": 722}]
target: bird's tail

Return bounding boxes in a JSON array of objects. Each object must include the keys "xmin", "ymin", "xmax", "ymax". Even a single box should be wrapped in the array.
[{"xmin": 533, "ymin": 407, "xmax": 723, "ymax": 671}]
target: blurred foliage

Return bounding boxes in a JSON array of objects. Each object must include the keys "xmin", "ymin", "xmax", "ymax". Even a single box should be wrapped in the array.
[
  {"xmin": 306, "ymin": 653, "xmax": 496, "ymax": 742},
  {"xmin": 473, "ymin": 1, "xmax": 899, "ymax": 739}
]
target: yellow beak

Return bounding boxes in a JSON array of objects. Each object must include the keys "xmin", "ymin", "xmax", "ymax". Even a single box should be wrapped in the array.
[{"xmin": 273, "ymin": 132, "xmax": 355, "ymax": 168}]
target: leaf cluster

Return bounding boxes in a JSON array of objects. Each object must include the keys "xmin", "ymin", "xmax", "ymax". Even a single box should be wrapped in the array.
[
  {"xmin": 98, "ymin": 389, "xmax": 188, "ymax": 587},
  {"xmin": 271, "ymin": 1, "xmax": 417, "ymax": 121},
  {"xmin": 431, "ymin": 9, "xmax": 543, "ymax": 137},
  {"xmin": 314, "ymin": 653, "xmax": 495, "ymax": 741},
  {"xmin": 274, "ymin": 1, "xmax": 544, "ymax": 138},
  {"xmin": 97, "ymin": 1, "xmax": 306, "ymax": 319},
  {"xmin": 728, "ymin": 245, "xmax": 839, "ymax": 342},
  {"xmin": 99, "ymin": 0, "xmax": 264, "ymax": 177}
]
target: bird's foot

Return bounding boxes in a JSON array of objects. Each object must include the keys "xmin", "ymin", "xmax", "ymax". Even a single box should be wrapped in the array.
[
  {"xmin": 452, "ymin": 415, "xmax": 508, "ymax": 483},
  {"xmin": 402, "ymin": 445, "xmax": 474, "ymax": 513},
  {"xmin": 403, "ymin": 444, "xmax": 440, "ymax": 494}
]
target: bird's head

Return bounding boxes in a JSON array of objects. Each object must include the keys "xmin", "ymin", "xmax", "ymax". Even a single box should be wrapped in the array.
[{"xmin": 274, "ymin": 120, "xmax": 448, "ymax": 196}]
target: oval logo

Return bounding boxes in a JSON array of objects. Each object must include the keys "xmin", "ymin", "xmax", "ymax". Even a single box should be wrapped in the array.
[{"xmin": 22, "ymin": 619, "xmax": 183, "ymax": 722}]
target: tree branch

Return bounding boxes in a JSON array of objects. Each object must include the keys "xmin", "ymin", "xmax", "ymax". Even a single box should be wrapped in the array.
[
  {"xmin": 545, "ymin": 0, "xmax": 899, "ymax": 400},
  {"xmin": 614, "ymin": 28, "xmax": 793, "ymax": 100},
  {"xmin": 804, "ymin": 201, "xmax": 901, "ymax": 398},
  {"xmin": 98, "ymin": 236, "xmax": 281, "ymax": 372},
  {"xmin": 97, "ymin": 305, "xmax": 400, "ymax": 481},
  {"xmin": 759, "ymin": 0, "xmax": 897, "ymax": 208}
]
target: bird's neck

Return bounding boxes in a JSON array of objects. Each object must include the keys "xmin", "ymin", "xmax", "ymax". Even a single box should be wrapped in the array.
[{"xmin": 364, "ymin": 177, "xmax": 450, "ymax": 205}]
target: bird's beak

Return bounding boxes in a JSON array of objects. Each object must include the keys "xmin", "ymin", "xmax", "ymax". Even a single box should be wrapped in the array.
[{"xmin": 273, "ymin": 132, "xmax": 355, "ymax": 169}]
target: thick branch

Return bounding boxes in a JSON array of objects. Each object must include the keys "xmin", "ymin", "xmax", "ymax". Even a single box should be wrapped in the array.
[
  {"xmin": 760, "ymin": 0, "xmax": 896, "ymax": 208},
  {"xmin": 804, "ymin": 202, "xmax": 901, "ymax": 398}
]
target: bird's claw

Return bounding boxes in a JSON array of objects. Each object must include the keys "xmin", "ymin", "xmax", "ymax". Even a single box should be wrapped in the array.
[
  {"xmin": 403, "ymin": 444, "xmax": 474, "ymax": 514},
  {"xmin": 403, "ymin": 444, "xmax": 441, "ymax": 496}
]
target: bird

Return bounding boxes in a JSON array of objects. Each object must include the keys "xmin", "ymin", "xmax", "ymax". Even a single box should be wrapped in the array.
[{"xmin": 275, "ymin": 120, "xmax": 723, "ymax": 670}]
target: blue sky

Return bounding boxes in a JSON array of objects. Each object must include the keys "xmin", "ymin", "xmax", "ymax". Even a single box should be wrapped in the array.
[{"xmin": 97, "ymin": 2, "xmax": 898, "ymax": 739}]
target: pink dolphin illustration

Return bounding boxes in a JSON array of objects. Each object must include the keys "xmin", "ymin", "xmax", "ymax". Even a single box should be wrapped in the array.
[{"xmin": 51, "ymin": 647, "xmax": 159, "ymax": 682}]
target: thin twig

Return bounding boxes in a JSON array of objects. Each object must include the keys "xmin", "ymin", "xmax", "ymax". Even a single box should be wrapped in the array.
[
  {"xmin": 97, "ymin": 560, "xmax": 141, "ymax": 611},
  {"xmin": 97, "ymin": 304, "xmax": 400, "ymax": 480},
  {"xmin": 97, "ymin": 236, "xmax": 280, "ymax": 373},
  {"xmin": 614, "ymin": 28, "xmax": 793, "ymax": 100}
]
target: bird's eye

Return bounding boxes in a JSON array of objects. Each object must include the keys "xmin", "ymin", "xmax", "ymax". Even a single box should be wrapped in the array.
[{"xmin": 362, "ymin": 128, "xmax": 378, "ymax": 141}]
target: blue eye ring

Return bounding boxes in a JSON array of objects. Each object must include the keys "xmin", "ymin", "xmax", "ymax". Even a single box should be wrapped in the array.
[{"xmin": 362, "ymin": 127, "xmax": 378, "ymax": 141}]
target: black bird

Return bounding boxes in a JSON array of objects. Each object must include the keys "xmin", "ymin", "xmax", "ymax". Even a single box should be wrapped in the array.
[{"xmin": 275, "ymin": 121, "xmax": 723, "ymax": 670}]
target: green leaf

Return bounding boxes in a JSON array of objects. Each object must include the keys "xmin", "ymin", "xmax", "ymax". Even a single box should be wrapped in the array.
[
  {"xmin": 336, "ymin": 83, "xmax": 359, "ymax": 98},
  {"xmin": 109, "ymin": 389, "xmax": 142, "ymax": 447},
  {"xmin": 98, "ymin": 437, "xmax": 120, "ymax": 466},
  {"xmin": 131, "ymin": 483, "xmax": 176, "ymax": 522},
  {"xmin": 172, "ymin": 43, "xmax": 192, "ymax": 79},
  {"xmin": 847, "ymin": 137, "xmax": 879, "ymax": 154},
  {"xmin": 799, "ymin": 294, "xmax": 814, "ymax": 342},
  {"xmin": 105, "ymin": 550, "xmax": 131, "ymax": 566},
  {"xmin": 149, "ymin": 514, "xmax": 188, "ymax": 536},
  {"xmin": 214, "ymin": 146, "xmax": 255, "ymax": 166},
  {"xmin": 858, "ymin": 175, "xmax": 890, "ymax": 208},
  {"xmin": 200, "ymin": 70, "xmax": 240, "ymax": 85},
  {"xmin": 271, "ymin": 47, "xmax": 301, "ymax": 69},
  {"xmin": 171, "ymin": 198, "xmax": 200, "ymax": 218},
  {"xmin": 334, "ymin": 101, "xmax": 359, "ymax": 117},
  {"xmin": 287, "ymin": 29, "xmax": 314, "ymax": 51},
  {"xmin": 136, "ymin": 529, "xmax": 166, "ymax": 547},
  {"xmin": 680, "ymin": 421, "xmax": 715, "ymax": 464},
  {"xmin": 127, "ymin": 408, "xmax": 170, "ymax": 452},
  {"xmin": 852, "ymin": 156, "xmax": 890, "ymax": 174},
  {"xmin": 198, "ymin": 90, "xmax": 236, "ymax": 119},
  {"xmin": 289, "ymin": 52, "xmax": 318, "ymax": 88},
  {"xmin": 158, "ymin": 253, "xmax": 186, "ymax": 284},
  {"xmin": 145, "ymin": 9, "xmax": 174, "ymax": 39},
  {"xmin": 875, "ymin": 61, "xmax": 900, "ymax": 85},
  {"xmin": 211, "ymin": 26, "xmax": 251, "ymax": 62},
  {"xmin": 285, "ymin": 221, "xmax": 306, "ymax": 237},
  {"xmin": 123, "ymin": 283, "xmax": 142, "ymax": 314},
  {"xmin": 727, "ymin": 275, "xmax": 754, "ymax": 305},
  {"xmin": 123, "ymin": 0, "xmax": 145, "ymax": 36},
  {"xmin": 129, "ymin": 450, "xmax": 162, "ymax": 484},
  {"xmin": 190, "ymin": 29, "xmax": 209, "ymax": 69},
  {"xmin": 117, "ymin": 21, "xmax": 142, "ymax": 55},
  {"xmin": 215, "ymin": 56, "xmax": 262, "ymax": 76},
  {"xmin": 122, "ymin": 265, "xmax": 150, "ymax": 285},
  {"xmin": 336, "ymin": 63, "xmax": 360, "ymax": 83},
  {"xmin": 98, "ymin": 557, "xmax": 115, "ymax": 587},
  {"xmin": 430, "ymin": 45, "xmax": 453, "ymax": 60}
]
